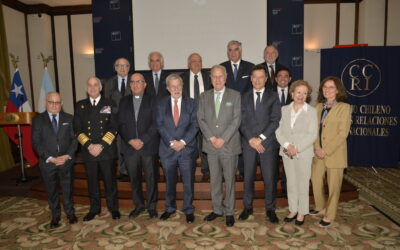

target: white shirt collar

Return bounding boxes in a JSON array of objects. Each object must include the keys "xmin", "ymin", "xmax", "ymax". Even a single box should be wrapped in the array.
[
  {"xmin": 253, "ymin": 87, "xmax": 265, "ymax": 95},
  {"xmin": 90, "ymin": 95, "xmax": 101, "ymax": 105},
  {"xmin": 290, "ymin": 102, "xmax": 308, "ymax": 112},
  {"xmin": 231, "ymin": 60, "xmax": 241, "ymax": 68}
]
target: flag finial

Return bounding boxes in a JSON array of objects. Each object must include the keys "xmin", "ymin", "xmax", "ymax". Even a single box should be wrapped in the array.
[
  {"xmin": 40, "ymin": 52, "xmax": 53, "ymax": 68},
  {"xmin": 9, "ymin": 53, "xmax": 19, "ymax": 70}
]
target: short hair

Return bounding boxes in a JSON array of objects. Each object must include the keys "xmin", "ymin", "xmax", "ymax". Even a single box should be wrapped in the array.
[
  {"xmin": 227, "ymin": 40, "xmax": 242, "ymax": 50},
  {"xmin": 87, "ymin": 76, "xmax": 101, "ymax": 85},
  {"xmin": 113, "ymin": 57, "xmax": 130, "ymax": 67},
  {"xmin": 166, "ymin": 73, "xmax": 183, "ymax": 88},
  {"xmin": 250, "ymin": 64, "xmax": 268, "ymax": 77},
  {"xmin": 210, "ymin": 65, "xmax": 227, "ymax": 78},
  {"xmin": 148, "ymin": 51, "xmax": 164, "ymax": 69},
  {"xmin": 317, "ymin": 76, "xmax": 348, "ymax": 103},
  {"xmin": 264, "ymin": 44, "xmax": 279, "ymax": 54},
  {"xmin": 289, "ymin": 80, "xmax": 313, "ymax": 103},
  {"xmin": 275, "ymin": 67, "xmax": 292, "ymax": 78}
]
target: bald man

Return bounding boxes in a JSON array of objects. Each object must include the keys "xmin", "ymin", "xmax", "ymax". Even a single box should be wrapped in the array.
[
  {"xmin": 73, "ymin": 77, "xmax": 120, "ymax": 221},
  {"xmin": 32, "ymin": 92, "xmax": 78, "ymax": 228}
]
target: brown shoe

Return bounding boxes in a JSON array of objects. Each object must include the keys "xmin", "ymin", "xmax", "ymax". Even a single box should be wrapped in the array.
[
  {"xmin": 67, "ymin": 214, "xmax": 78, "ymax": 224},
  {"xmin": 50, "ymin": 217, "xmax": 60, "ymax": 228}
]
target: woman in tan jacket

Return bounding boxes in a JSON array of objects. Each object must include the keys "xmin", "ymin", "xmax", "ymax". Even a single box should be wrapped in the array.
[{"xmin": 310, "ymin": 76, "xmax": 351, "ymax": 226}]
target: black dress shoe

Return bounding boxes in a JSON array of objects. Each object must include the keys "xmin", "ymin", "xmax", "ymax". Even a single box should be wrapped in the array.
[
  {"xmin": 283, "ymin": 213, "xmax": 298, "ymax": 223},
  {"xmin": 203, "ymin": 212, "xmax": 223, "ymax": 222},
  {"xmin": 309, "ymin": 209, "xmax": 319, "ymax": 215},
  {"xmin": 111, "ymin": 211, "xmax": 121, "ymax": 220},
  {"xmin": 226, "ymin": 215, "xmax": 235, "ymax": 227},
  {"xmin": 319, "ymin": 219, "xmax": 331, "ymax": 227},
  {"xmin": 50, "ymin": 216, "xmax": 60, "ymax": 228},
  {"xmin": 160, "ymin": 211, "xmax": 175, "ymax": 220},
  {"xmin": 238, "ymin": 208, "xmax": 253, "ymax": 220},
  {"xmin": 186, "ymin": 213, "xmax": 195, "ymax": 223},
  {"xmin": 266, "ymin": 210, "xmax": 279, "ymax": 224},
  {"xmin": 295, "ymin": 219, "xmax": 305, "ymax": 226},
  {"xmin": 83, "ymin": 212, "xmax": 99, "ymax": 222},
  {"xmin": 148, "ymin": 209, "xmax": 158, "ymax": 219},
  {"xmin": 129, "ymin": 208, "xmax": 145, "ymax": 219},
  {"xmin": 66, "ymin": 214, "xmax": 78, "ymax": 224}
]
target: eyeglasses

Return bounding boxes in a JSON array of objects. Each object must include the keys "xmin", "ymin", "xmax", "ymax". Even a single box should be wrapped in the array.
[
  {"xmin": 47, "ymin": 101, "xmax": 61, "ymax": 106},
  {"xmin": 130, "ymin": 80, "xmax": 145, "ymax": 84},
  {"xmin": 323, "ymin": 86, "xmax": 337, "ymax": 90}
]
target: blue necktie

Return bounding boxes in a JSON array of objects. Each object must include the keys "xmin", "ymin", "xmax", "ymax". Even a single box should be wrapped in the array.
[
  {"xmin": 51, "ymin": 114, "xmax": 58, "ymax": 134},
  {"xmin": 255, "ymin": 92, "xmax": 261, "ymax": 116},
  {"xmin": 233, "ymin": 64, "xmax": 238, "ymax": 80}
]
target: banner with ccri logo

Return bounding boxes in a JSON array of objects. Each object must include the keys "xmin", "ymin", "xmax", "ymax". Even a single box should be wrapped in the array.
[{"xmin": 321, "ymin": 46, "xmax": 400, "ymax": 168}]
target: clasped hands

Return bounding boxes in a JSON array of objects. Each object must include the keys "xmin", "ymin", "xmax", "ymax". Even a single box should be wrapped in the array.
[
  {"xmin": 284, "ymin": 144, "xmax": 299, "ymax": 158},
  {"xmin": 169, "ymin": 140, "xmax": 185, "ymax": 152},
  {"xmin": 129, "ymin": 139, "xmax": 144, "ymax": 150},
  {"xmin": 49, "ymin": 155, "xmax": 70, "ymax": 166},
  {"xmin": 210, "ymin": 136, "xmax": 225, "ymax": 149},
  {"xmin": 314, "ymin": 147, "xmax": 326, "ymax": 159},
  {"xmin": 88, "ymin": 143, "xmax": 104, "ymax": 157},
  {"xmin": 249, "ymin": 137, "xmax": 265, "ymax": 153}
]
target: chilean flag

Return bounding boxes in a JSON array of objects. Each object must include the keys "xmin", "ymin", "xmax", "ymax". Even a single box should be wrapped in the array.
[{"xmin": 2, "ymin": 70, "xmax": 38, "ymax": 166}]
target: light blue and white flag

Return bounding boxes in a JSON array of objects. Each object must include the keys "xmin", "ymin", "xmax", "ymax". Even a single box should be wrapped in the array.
[{"xmin": 37, "ymin": 67, "xmax": 55, "ymax": 112}]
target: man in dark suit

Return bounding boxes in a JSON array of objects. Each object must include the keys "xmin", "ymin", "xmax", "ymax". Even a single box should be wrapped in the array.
[
  {"xmin": 220, "ymin": 40, "xmax": 254, "ymax": 177},
  {"xmin": 156, "ymin": 74, "xmax": 198, "ymax": 223},
  {"xmin": 103, "ymin": 57, "xmax": 132, "ymax": 177},
  {"xmin": 144, "ymin": 51, "xmax": 170, "ymax": 99},
  {"xmin": 180, "ymin": 53, "xmax": 212, "ymax": 180},
  {"xmin": 261, "ymin": 45, "xmax": 288, "ymax": 89},
  {"xmin": 239, "ymin": 64, "xmax": 281, "ymax": 224},
  {"xmin": 73, "ymin": 76, "xmax": 120, "ymax": 221},
  {"xmin": 32, "ymin": 92, "xmax": 78, "ymax": 228},
  {"xmin": 275, "ymin": 67, "xmax": 292, "ymax": 196},
  {"xmin": 118, "ymin": 73, "xmax": 159, "ymax": 219},
  {"xmin": 198, "ymin": 65, "xmax": 241, "ymax": 227}
]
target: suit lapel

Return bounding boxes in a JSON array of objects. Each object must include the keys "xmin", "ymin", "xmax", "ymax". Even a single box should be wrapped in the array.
[
  {"xmin": 129, "ymin": 95, "xmax": 137, "ymax": 122},
  {"xmin": 322, "ymin": 103, "xmax": 339, "ymax": 126}
]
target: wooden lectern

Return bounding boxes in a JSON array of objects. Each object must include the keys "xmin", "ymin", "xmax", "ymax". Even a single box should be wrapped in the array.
[{"xmin": 0, "ymin": 112, "xmax": 37, "ymax": 183}]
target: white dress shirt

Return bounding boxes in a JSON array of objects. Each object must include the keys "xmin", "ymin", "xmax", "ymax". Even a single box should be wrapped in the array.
[
  {"xmin": 89, "ymin": 95, "xmax": 101, "ymax": 106},
  {"xmin": 189, "ymin": 71, "xmax": 205, "ymax": 99},
  {"xmin": 231, "ymin": 60, "xmax": 241, "ymax": 73},
  {"xmin": 277, "ymin": 86, "xmax": 289, "ymax": 104},
  {"xmin": 118, "ymin": 75, "xmax": 128, "ymax": 92}
]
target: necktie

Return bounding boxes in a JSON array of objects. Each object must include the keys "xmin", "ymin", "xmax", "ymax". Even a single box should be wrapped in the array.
[
  {"xmin": 269, "ymin": 65, "xmax": 275, "ymax": 83},
  {"xmin": 194, "ymin": 74, "xmax": 200, "ymax": 100},
  {"xmin": 154, "ymin": 73, "xmax": 159, "ymax": 94},
  {"xmin": 233, "ymin": 64, "xmax": 238, "ymax": 80},
  {"xmin": 215, "ymin": 92, "xmax": 221, "ymax": 118},
  {"xmin": 51, "ymin": 114, "xmax": 58, "ymax": 134},
  {"xmin": 121, "ymin": 78, "xmax": 125, "ymax": 96},
  {"xmin": 173, "ymin": 99, "xmax": 179, "ymax": 126},
  {"xmin": 93, "ymin": 99, "xmax": 96, "ymax": 106},
  {"xmin": 281, "ymin": 89, "xmax": 285, "ymax": 106},
  {"xmin": 255, "ymin": 92, "xmax": 261, "ymax": 115}
]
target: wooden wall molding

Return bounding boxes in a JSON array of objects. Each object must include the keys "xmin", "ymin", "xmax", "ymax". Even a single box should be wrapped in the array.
[{"xmin": 2, "ymin": 0, "xmax": 91, "ymax": 15}]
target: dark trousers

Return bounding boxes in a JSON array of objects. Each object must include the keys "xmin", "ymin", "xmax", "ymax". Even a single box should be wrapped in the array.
[
  {"xmin": 197, "ymin": 132, "xmax": 209, "ymax": 174},
  {"xmin": 84, "ymin": 159, "xmax": 119, "ymax": 213},
  {"xmin": 39, "ymin": 162, "xmax": 74, "ymax": 217},
  {"xmin": 117, "ymin": 135, "xmax": 128, "ymax": 175},
  {"xmin": 161, "ymin": 154, "xmax": 195, "ymax": 214},
  {"xmin": 243, "ymin": 146, "xmax": 279, "ymax": 211},
  {"xmin": 125, "ymin": 153, "xmax": 158, "ymax": 210}
]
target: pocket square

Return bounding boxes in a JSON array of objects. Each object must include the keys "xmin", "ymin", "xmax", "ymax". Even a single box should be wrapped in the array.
[
  {"xmin": 242, "ymin": 75, "xmax": 249, "ymax": 78},
  {"xmin": 226, "ymin": 102, "xmax": 233, "ymax": 107},
  {"xmin": 62, "ymin": 122, "xmax": 69, "ymax": 125},
  {"xmin": 100, "ymin": 106, "xmax": 112, "ymax": 114}
]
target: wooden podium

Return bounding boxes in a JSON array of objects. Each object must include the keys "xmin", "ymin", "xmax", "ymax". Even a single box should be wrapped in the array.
[{"xmin": 0, "ymin": 112, "xmax": 37, "ymax": 183}]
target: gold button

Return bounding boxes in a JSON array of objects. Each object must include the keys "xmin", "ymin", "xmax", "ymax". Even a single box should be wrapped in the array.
[
  {"xmin": 88, "ymin": 132, "xmax": 91, "ymax": 136},
  {"xmin": 100, "ymin": 127, "xmax": 103, "ymax": 129},
  {"xmin": 88, "ymin": 127, "xmax": 91, "ymax": 130},
  {"xmin": 105, "ymin": 118, "xmax": 108, "ymax": 120},
  {"xmin": 100, "ymin": 121, "xmax": 103, "ymax": 123},
  {"xmin": 88, "ymin": 121, "xmax": 91, "ymax": 124}
]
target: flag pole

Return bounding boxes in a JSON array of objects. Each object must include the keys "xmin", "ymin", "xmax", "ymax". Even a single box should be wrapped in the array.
[{"xmin": 10, "ymin": 54, "xmax": 28, "ymax": 184}]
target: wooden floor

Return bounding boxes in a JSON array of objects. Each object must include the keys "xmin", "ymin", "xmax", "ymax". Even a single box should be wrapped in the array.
[{"xmin": 1, "ymin": 157, "xmax": 358, "ymax": 210}]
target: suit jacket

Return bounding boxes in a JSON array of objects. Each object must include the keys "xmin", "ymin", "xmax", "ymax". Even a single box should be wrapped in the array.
[
  {"xmin": 275, "ymin": 103, "xmax": 318, "ymax": 158},
  {"xmin": 197, "ymin": 88, "xmax": 241, "ymax": 155},
  {"xmin": 32, "ymin": 111, "xmax": 77, "ymax": 166},
  {"xmin": 144, "ymin": 70, "xmax": 170, "ymax": 99},
  {"xmin": 276, "ymin": 85, "xmax": 292, "ymax": 105},
  {"xmin": 260, "ymin": 61, "xmax": 287, "ymax": 89},
  {"xmin": 220, "ymin": 60, "xmax": 254, "ymax": 94},
  {"xmin": 103, "ymin": 75, "xmax": 132, "ymax": 109},
  {"xmin": 181, "ymin": 70, "xmax": 212, "ymax": 99},
  {"xmin": 73, "ymin": 97, "xmax": 118, "ymax": 161},
  {"xmin": 313, "ymin": 102, "xmax": 351, "ymax": 169},
  {"xmin": 240, "ymin": 88, "xmax": 281, "ymax": 150},
  {"xmin": 156, "ymin": 96, "xmax": 199, "ymax": 160},
  {"xmin": 117, "ymin": 94, "xmax": 159, "ymax": 156}
]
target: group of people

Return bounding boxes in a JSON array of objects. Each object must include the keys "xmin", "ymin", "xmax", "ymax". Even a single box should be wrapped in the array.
[{"xmin": 31, "ymin": 40, "xmax": 351, "ymax": 229}]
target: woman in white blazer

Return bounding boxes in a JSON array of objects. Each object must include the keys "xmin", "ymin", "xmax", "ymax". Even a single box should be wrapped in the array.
[{"xmin": 275, "ymin": 80, "xmax": 318, "ymax": 225}]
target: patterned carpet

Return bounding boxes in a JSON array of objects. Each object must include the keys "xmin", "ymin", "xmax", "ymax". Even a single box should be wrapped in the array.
[
  {"xmin": 345, "ymin": 166, "xmax": 400, "ymax": 225},
  {"xmin": 0, "ymin": 197, "xmax": 399, "ymax": 249}
]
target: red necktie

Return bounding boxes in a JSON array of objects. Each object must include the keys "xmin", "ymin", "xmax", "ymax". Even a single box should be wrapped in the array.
[{"xmin": 173, "ymin": 99, "xmax": 179, "ymax": 126}]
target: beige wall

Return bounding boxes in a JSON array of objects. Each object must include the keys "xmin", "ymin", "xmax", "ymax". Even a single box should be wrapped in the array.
[{"xmin": 3, "ymin": 7, "xmax": 94, "ymax": 114}]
